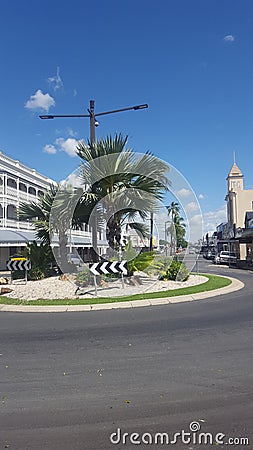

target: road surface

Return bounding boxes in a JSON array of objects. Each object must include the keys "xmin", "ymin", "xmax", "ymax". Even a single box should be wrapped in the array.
[{"xmin": 1, "ymin": 258, "xmax": 253, "ymax": 449}]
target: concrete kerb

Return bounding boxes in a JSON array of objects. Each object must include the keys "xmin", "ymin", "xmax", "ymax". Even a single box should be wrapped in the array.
[{"xmin": 0, "ymin": 275, "xmax": 244, "ymax": 313}]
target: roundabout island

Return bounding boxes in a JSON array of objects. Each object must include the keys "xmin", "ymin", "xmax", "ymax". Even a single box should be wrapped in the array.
[{"xmin": 0, "ymin": 271, "xmax": 244, "ymax": 312}]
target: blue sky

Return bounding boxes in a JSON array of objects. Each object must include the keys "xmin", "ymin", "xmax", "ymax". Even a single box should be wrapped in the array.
[{"xmin": 1, "ymin": 0, "xmax": 253, "ymax": 235}]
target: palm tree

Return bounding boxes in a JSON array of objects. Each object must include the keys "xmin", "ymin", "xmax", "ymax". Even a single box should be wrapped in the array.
[
  {"xmin": 173, "ymin": 214, "xmax": 187, "ymax": 249},
  {"xmin": 19, "ymin": 184, "xmax": 81, "ymax": 272},
  {"xmin": 167, "ymin": 202, "xmax": 180, "ymax": 223},
  {"xmin": 166, "ymin": 202, "xmax": 184, "ymax": 255},
  {"xmin": 19, "ymin": 185, "xmax": 58, "ymax": 245},
  {"xmin": 76, "ymin": 133, "xmax": 170, "ymax": 258}
]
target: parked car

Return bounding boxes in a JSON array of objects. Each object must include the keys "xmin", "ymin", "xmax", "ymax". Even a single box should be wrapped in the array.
[
  {"xmin": 214, "ymin": 251, "xmax": 237, "ymax": 265},
  {"xmin": 67, "ymin": 253, "xmax": 83, "ymax": 266},
  {"xmin": 203, "ymin": 249, "xmax": 216, "ymax": 260}
]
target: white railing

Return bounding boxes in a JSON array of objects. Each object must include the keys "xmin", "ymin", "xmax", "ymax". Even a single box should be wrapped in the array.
[
  {"xmin": 17, "ymin": 221, "xmax": 35, "ymax": 230},
  {"xmin": 71, "ymin": 229, "xmax": 91, "ymax": 237},
  {"xmin": 6, "ymin": 186, "xmax": 17, "ymax": 197},
  {"xmin": 1, "ymin": 219, "xmax": 34, "ymax": 230},
  {"xmin": 18, "ymin": 191, "xmax": 28, "ymax": 200}
]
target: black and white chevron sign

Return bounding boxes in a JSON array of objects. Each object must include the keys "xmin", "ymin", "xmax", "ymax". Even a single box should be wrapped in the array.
[
  {"xmin": 89, "ymin": 260, "xmax": 128, "ymax": 276},
  {"xmin": 7, "ymin": 259, "xmax": 31, "ymax": 272}
]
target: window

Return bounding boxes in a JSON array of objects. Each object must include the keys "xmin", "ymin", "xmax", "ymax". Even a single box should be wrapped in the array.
[
  {"xmin": 7, "ymin": 204, "xmax": 17, "ymax": 220},
  {"xmin": 28, "ymin": 186, "xmax": 36, "ymax": 196},
  {"xmin": 19, "ymin": 182, "xmax": 27, "ymax": 192},
  {"xmin": 7, "ymin": 178, "xmax": 17, "ymax": 189}
]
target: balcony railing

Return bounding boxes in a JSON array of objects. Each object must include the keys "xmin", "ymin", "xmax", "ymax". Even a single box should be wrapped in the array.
[{"xmin": 0, "ymin": 219, "xmax": 35, "ymax": 230}]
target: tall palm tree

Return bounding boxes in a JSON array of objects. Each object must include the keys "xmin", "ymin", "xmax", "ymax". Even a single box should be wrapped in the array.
[
  {"xmin": 76, "ymin": 133, "xmax": 170, "ymax": 257},
  {"xmin": 167, "ymin": 202, "xmax": 180, "ymax": 223},
  {"xmin": 166, "ymin": 202, "xmax": 183, "ymax": 255},
  {"xmin": 173, "ymin": 214, "xmax": 186, "ymax": 248}
]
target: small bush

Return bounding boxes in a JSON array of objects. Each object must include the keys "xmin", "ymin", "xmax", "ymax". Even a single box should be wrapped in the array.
[
  {"xmin": 145, "ymin": 256, "xmax": 172, "ymax": 276},
  {"xmin": 159, "ymin": 261, "xmax": 189, "ymax": 282},
  {"xmin": 29, "ymin": 267, "xmax": 45, "ymax": 281},
  {"xmin": 127, "ymin": 251, "xmax": 155, "ymax": 276},
  {"xmin": 76, "ymin": 267, "xmax": 94, "ymax": 286}
]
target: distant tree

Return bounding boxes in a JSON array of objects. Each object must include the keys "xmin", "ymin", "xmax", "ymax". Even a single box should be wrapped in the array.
[{"xmin": 166, "ymin": 202, "xmax": 188, "ymax": 253}]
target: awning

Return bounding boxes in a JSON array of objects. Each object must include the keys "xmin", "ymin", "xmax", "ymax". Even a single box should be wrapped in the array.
[
  {"xmin": 0, "ymin": 229, "xmax": 107, "ymax": 248},
  {"xmin": 0, "ymin": 229, "xmax": 38, "ymax": 245}
]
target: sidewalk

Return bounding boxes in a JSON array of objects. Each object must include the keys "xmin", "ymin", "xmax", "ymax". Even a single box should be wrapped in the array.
[{"xmin": 0, "ymin": 276, "xmax": 244, "ymax": 313}]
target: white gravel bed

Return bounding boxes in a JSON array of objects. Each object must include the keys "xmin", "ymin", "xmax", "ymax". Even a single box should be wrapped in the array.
[{"xmin": 3, "ymin": 274, "xmax": 209, "ymax": 301}]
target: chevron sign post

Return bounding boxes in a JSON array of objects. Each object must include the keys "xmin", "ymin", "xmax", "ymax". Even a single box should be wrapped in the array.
[
  {"xmin": 7, "ymin": 258, "xmax": 31, "ymax": 284},
  {"xmin": 89, "ymin": 260, "xmax": 128, "ymax": 296},
  {"xmin": 89, "ymin": 260, "xmax": 128, "ymax": 276}
]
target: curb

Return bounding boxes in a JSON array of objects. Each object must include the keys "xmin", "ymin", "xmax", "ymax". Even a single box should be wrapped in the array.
[{"xmin": 0, "ymin": 276, "xmax": 244, "ymax": 313}]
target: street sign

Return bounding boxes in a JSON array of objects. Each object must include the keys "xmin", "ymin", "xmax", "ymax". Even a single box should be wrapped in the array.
[
  {"xmin": 89, "ymin": 260, "xmax": 128, "ymax": 276},
  {"xmin": 7, "ymin": 259, "xmax": 31, "ymax": 271}
]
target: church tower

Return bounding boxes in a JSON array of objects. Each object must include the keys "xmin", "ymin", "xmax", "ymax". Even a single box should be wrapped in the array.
[{"xmin": 227, "ymin": 162, "xmax": 244, "ymax": 192}]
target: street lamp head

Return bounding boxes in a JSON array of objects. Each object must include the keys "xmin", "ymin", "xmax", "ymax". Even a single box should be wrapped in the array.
[
  {"xmin": 133, "ymin": 104, "xmax": 148, "ymax": 110},
  {"xmin": 39, "ymin": 115, "xmax": 54, "ymax": 119}
]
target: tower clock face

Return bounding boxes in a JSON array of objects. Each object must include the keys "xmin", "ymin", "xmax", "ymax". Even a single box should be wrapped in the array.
[{"xmin": 230, "ymin": 180, "xmax": 241, "ymax": 190}]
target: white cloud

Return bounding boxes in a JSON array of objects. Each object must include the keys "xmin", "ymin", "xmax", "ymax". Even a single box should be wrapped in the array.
[
  {"xmin": 185, "ymin": 201, "xmax": 199, "ymax": 212},
  {"xmin": 56, "ymin": 137, "xmax": 79, "ymax": 157},
  {"xmin": 198, "ymin": 194, "xmax": 205, "ymax": 200},
  {"xmin": 43, "ymin": 144, "xmax": 57, "ymax": 155},
  {"xmin": 186, "ymin": 213, "xmax": 203, "ymax": 242},
  {"xmin": 175, "ymin": 188, "xmax": 191, "ymax": 198},
  {"xmin": 61, "ymin": 171, "xmax": 83, "ymax": 187},
  {"xmin": 25, "ymin": 90, "xmax": 55, "ymax": 112},
  {"xmin": 47, "ymin": 67, "xmax": 63, "ymax": 91},
  {"xmin": 203, "ymin": 206, "xmax": 226, "ymax": 233},
  {"xmin": 66, "ymin": 127, "xmax": 78, "ymax": 137},
  {"xmin": 223, "ymin": 34, "xmax": 235, "ymax": 42}
]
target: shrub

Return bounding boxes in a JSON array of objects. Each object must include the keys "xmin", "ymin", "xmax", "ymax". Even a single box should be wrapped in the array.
[
  {"xmin": 75, "ymin": 267, "xmax": 94, "ymax": 286},
  {"xmin": 11, "ymin": 242, "xmax": 55, "ymax": 281},
  {"xmin": 159, "ymin": 261, "xmax": 189, "ymax": 282},
  {"xmin": 127, "ymin": 251, "xmax": 155, "ymax": 276},
  {"xmin": 144, "ymin": 256, "xmax": 172, "ymax": 276},
  {"xmin": 29, "ymin": 267, "xmax": 45, "ymax": 281}
]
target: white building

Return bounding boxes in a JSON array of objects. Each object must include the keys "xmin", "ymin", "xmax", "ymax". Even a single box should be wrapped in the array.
[{"xmin": 0, "ymin": 151, "xmax": 107, "ymax": 270}]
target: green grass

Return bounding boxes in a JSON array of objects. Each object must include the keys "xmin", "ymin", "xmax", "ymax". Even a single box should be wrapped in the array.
[{"xmin": 0, "ymin": 274, "xmax": 232, "ymax": 306}]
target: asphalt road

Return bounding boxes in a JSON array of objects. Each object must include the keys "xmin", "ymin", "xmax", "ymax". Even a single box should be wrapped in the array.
[{"xmin": 1, "ymin": 259, "xmax": 253, "ymax": 450}]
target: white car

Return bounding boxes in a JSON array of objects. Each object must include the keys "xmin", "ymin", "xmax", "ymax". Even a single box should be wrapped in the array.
[
  {"xmin": 214, "ymin": 251, "xmax": 237, "ymax": 265},
  {"xmin": 67, "ymin": 253, "xmax": 83, "ymax": 266}
]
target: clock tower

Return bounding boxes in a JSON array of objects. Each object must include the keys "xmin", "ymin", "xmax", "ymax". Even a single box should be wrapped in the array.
[{"xmin": 227, "ymin": 162, "xmax": 244, "ymax": 192}]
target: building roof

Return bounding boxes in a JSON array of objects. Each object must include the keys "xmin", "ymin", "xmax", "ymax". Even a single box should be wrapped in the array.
[{"xmin": 228, "ymin": 162, "xmax": 243, "ymax": 177}]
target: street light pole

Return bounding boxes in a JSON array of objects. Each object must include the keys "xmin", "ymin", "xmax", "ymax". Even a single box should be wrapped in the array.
[
  {"xmin": 89, "ymin": 99, "xmax": 96, "ymax": 144},
  {"xmin": 40, "ymin": 100, "xmax": 148, "ymax": 262},
  {"xmin": 149, "ymin": 212, "xmax": 154, "ymax": 252},
  {"xmin": 164, "ymin": 220, "xmax": 171, "ymax": 257}
]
